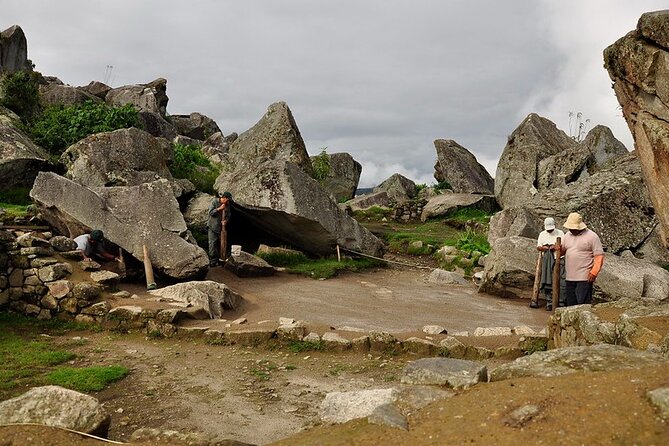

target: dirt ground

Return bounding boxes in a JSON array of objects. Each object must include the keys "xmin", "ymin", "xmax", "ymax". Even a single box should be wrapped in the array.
[{"xmin": 4, "ymin": 265, "xmax": 666, "ymax": 445}]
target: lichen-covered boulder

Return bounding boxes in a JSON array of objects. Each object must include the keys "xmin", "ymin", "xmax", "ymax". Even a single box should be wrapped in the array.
[
  {"xmin": 373, "ymin": 173, "xmax": 416, "ymax": 203},
  {"xmin": 478, "ymin": 236, "xmax": 537, "ymax": 299},
  {"xmin": 170, "ymin": 112, "xmax": 221, "ymax": 141},
  {"xmin": 433, "ymin": 139, "xmax": 494, "ymax": 194},
  {"xmin": 105, "ymin": 77, "xmax": 169, "ymax": 116},
  {"xmin": 313, "ymin": 152, "xmax": 362, "ymax": 202}
]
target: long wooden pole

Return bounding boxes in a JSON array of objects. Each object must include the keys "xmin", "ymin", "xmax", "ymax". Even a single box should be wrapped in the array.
[
  {"xmin": 531, "ymin": 252, "xmax": 542, "ymax": 307},
  {"xmin": 552, "ymin": 237, "xmax": 562, "ymax": 311},
  {"xmin": 220, "ymin": 225, "xmax": 227, "ymax": 262},
  {"xmin": 143, "ymin": 244, "xmax": 156, "ymax": 290}
]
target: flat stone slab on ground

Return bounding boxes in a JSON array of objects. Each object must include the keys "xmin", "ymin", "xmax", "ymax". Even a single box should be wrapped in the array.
[
  {"xmin": 490, "ymin": 345, "xmax": 669, "ymax": 382},
  {"xmin": 401, "ymin": 357, "xmax": 488, "ymax": 389},
  {"xmin": 320, "ymin": 388, "xmax": 398, "ymax": 424}
]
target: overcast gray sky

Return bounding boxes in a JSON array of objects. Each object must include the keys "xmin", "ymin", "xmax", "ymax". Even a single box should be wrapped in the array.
[{"xmin": 4, "ymin": 1, "xmax": 665, "ymax": 187}]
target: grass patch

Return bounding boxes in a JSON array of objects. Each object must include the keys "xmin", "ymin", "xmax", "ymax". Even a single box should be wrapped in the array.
[
  {"xmin": 257, "ymin": 250, "xmax": 385, "ymax": 279},
  {"xmin": 287, "ymin": 340, "xmax": 324, "ymax": 353},
  {"xmin": 373, "ymin": 218, "xmax": 461, "ymax": 255},
  {"xmin": 443, "ymin": 208, "xmax": 493, "ymax": 226},
  {"xmin": 444, "ymin": 230, "xmax": 490, "ymax": 256},
  {"xmin": 47, "ymin": 365, "xmax": 128, "ymax": 392},
  {"xmin": 170, "ymin": 143, "xmax": 220, "ymax": 193},
  {"xmin": 352, "ymin": 206, "xmax": 393, "ymax": 222}
]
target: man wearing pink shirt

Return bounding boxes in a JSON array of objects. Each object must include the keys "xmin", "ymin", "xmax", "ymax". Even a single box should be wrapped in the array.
[{"xmin": 560, "ymin": 212, "xmax": 604, "ymax": 306}]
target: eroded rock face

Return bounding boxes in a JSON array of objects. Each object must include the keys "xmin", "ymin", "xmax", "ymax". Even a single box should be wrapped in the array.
[
  {"xmin": 60, "ymin": 127, "xmax": 173, "ymax": 187},
  {"xmin": 170, "ymin": 112, "xmax": 221, "ymax": 141},
  {"xmin": 594, "ymin": 254, "xmax": 669, "ymax": 302},
  {"xmin": 78, "ymin": 81, "xmax": 111, "ymax": 99},
  {"xmin": 0, "ymin": 25, "xmax": 31, "ymax": 74},
  {"xmin": 0, "ymin": 385, "xmax": 110, "ymax": 436},
  {"xmin": 313, "ymin": 152, "xmax": 362, "ymax": 202},
  {"xmin": 222, "ymin": 101, "xmax": 313, "ymax": 176},
  {"xmin": 495, "ymin": 113, "xmax": 578, "ymax": 209},
  {"xmin": 0, "ymin": 107, "xmax": 50, "ymax": 191},
  {"xmin": 605, "ymin": 10, "xmax": 669, "ymax": 248},
  {"xmin": 373, "ymin": 173, "xmax": 416, "ymax": 203},
  {"xmin": 39, "ymin": 83, "xmax": 100, "ymax": 107},
  {"xmin": 488, "ymin": 208, "xmax": 543, "ymax": 245},
  {"xmin": 433, "ymin": 139, "xmax": 494, "ymax": 194},
  {"xmin": 105, "ymin": 78, "xmax": 169, "ymax": 116},
  {"xmin": 30, "ymin": 173, "xmax": 208, "ymax": 279}
]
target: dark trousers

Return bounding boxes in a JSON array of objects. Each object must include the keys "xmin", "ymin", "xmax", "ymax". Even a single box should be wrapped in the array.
[
  {"xmin": 208, "ymin": 229, "xmax": 220, "ymax": 264},
  {"xmin": 565, "ymin": 280, "xmax": 593, "ymax": 306}
]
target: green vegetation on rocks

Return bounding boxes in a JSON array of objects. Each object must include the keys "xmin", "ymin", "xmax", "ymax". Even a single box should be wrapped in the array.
[
  {"xmin": 312, "ymin": 149, "xmax": 330, "ymax": 181},
  {"xmin": 0, "ymin": 70, "xmax": 41, "ymax": 122},
  {"xmin": 30, "ymin": 100, "xmax": 140, "ymax": 155},
  {"xmin": 170, "ymin": 143, "xmax": 220, "ymax": 193}
]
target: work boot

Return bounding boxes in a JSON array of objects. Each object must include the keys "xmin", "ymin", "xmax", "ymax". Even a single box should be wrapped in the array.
[{"xmin": 529, "ymin": 301, "xmax": 540, "ymax": 309}]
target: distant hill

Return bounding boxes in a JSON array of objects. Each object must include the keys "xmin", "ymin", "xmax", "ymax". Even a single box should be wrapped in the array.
[{"xmin": 355, "ymin": 187, "xmax": 374, "ymax": 196}]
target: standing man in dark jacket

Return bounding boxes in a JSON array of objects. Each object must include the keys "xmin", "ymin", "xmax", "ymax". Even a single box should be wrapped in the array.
[{"xmin": 207, "ymin": 191, "xmax": 232, "ymax": 267}]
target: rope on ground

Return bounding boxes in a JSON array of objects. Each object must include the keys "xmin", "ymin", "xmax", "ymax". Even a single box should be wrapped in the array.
[
  {"xmin": 338, "ymin": 246, "xmax": 434, "ymax": 271},
  {"xmin": 2, "ymin": 423, "xmax": 126, "ymax": 444}
]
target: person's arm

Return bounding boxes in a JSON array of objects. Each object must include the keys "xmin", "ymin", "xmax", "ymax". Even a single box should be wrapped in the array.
[{"xmin": 588, "ymin": 255, "xmax": 604, "ymax": 282}]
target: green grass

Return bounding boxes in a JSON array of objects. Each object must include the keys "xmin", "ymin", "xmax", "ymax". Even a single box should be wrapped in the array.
[
  {"xmin": 287, "ymin": 340, "xmax": 324, "ymax": 353},
  {"xmin": 0, "ymin": 187, "xmax": 32, "ymax": 221},
  {"xmin": 375, "ymin": 219, "xmax": 461, "ymax": 255},
  {"xmin": 444, "ymin": 230, "xmax": 490, "ymax": 255},
  {"xmin": 47, "ymin": 365, "xmax": 128, "ymax": 392},
  {"xmin": 443, "ymin": 208, "xmax": 493, "ymax": 225},
  {"xmin": 257, "ymin": 250, "xmax": 385, "ymax": 279},
  {"xmin": 352, "ymin": 206, "xmax": 393, "ymax": 222},
  {"xmin": 170, "ymin": 143, "xmax": 220, "ymax": 193}
]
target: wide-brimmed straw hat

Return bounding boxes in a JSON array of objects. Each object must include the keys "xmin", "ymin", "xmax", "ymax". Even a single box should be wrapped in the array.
[{"xmin": 563, "ymin": 212, "xmax": 587, "ymax": 230}]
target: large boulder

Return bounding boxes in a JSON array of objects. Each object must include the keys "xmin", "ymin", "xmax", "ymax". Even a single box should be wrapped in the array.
[
  {"xmin": 531, "ymin": 152, "xmax": 656, "ymax": 253},
  {"xmin": 220, "ymin": 101, "xmax": 313, "ymax": 176},
  {"xmin": 488, "ymin": 208, "xmax": 543, "ymax": 245},
  {"xmin": 313, "ymin": 152, "xmax": 362, "ymax": 202},
  {"xmin": 345, "ymin": 191, "xmax": 391, "ymax": 212},
  {"xmin": 137, "ymin": 111, "xmax": 177, "ymax": 140},
  {"xmin": 489, "ymin": 344, "xmax": 668, "ymax": 382},
  {"xmin": 218, "ymin": 159, "xmax": 384, "ymax": 257},
  {"xmin": 478, "ymin": 236, "xmax": 537, "ymax": 299},
  {"xmin": 183, "ymin": 192, "xmax": 213, "ymax": 233},
  {"xmin": 224, "ymin": 251, "xmax": 275, "ymax": 277},
  {"xmin": 433, "ymin": 139, "xmax": 494, "ymax": 194},
  {"xmin": 605, "ymin": 10, "xmax": 669, "ymax": 248},
  {"xmin": 537, "ymin": 125, "xmax": 628, "ymax": 190},
  {"xmin": 373, "ymin": 173, "xmax": 416, "ymax": 203},
  {"xmin": 39, "ymin": 83, "xmax": 100, "ymax": 107},
  {"xmin": 0, "ymin": 385, "xmax": 110, "ymax": 436},
  {"xmin": 105, "ymin": 78, "xmax": 169, "ymax": 116},
  {"xmin": 147, "ymin": 281, "xmax": 242, "ymax": 319},
  {"xmin": 420, "ymin": 193, "xmax": 498, "ymax": 221},
  {"xmin": 78, "ymin": 81, "xmax": 111, "ymax": 100},
  {"xmin": 594, "ymin": 254, "xmax": 669, "ymax": 302},
  {"xmin": 0, "ymin": 107, "xmax": 50, "ymax": 192},
  {"xmin": 201, "ymin": 131, "xmax": 233, "ymax": 165},
  {"xmin": 170, "ymin": 112, "xmax": 221, "ymax": 141},
  {"xmin": 30, "ymin": 173, "xmax": 208, "ymax": 279},
  {"xmin": 60, "ymin": 127, "xmax": 173, "ymax": 187},
  {"xmin": 0, "ymin": 25, "xmax": 31, "ymax": 74},
  {"xmin": 495, "ymin": 113, "xmax": 578, "ymax": 209}
]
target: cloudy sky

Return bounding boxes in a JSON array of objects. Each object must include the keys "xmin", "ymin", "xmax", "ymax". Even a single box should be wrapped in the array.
[{"xmin": 4, "ymin": 1, "xmax": 665, "ymax": 187}]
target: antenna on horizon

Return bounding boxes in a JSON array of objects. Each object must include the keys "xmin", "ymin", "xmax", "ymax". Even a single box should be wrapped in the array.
[{"xmin": 103, "ymin": 65, "xmax": 114, "ymax": 85}]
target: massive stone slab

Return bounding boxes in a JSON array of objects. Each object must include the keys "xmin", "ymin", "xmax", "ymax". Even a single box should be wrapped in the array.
[
  {"xmin": 170, "ymin": 112, "xmax": 221, "ymax": 141},
  {"xmin": 39, "ymin": 83, "xmax": 101, "ymax": 107},
  {"xmin": 30, "ymin": 172, "xmax": 208, "ymax": 279},
  {"xmin": 489, "ymin": 344, "xmax": 668, "ymax": 381},
  {"xmin": 105, "ymin": 77, "xmax": 169, "ymax": 116},
  {"xmin": 478, "ymin": 236, "xmax": 537, "ymax": 299},
  {"xmin": 0, "ymin": 385, "xmax": 110, "ymax": 436},
  {"xmin": 0, "ymin": 25, "xmax": 31, "ymax": 74},
  {"xmin": 605, "ymin": 10, "xmax": 669, "ymax": 248},
  {"xmin": 595, "ymin": 253, "xmax": 669, "ymax": 302},
  {"xmin": 401, "ymin": 357, "xmax": 487, "ymax": 389},
  {"xmin": 373, "ymin": 173, "xmax": 416, "ymax": 203},
  {"xmin": 0, "ymin": 107, "xmax": 50, "ymax": 192},
  {"xmin": 60, "ymin": 127, "xmax": 173, "ymax": 187},
  {"xmin": 433, "ymin": 139, "xmax": 494, "ymax": 194},
  {"xmin": 148, "ymin": 280, "xmax": 242, "ymax": 319},
  {"xmin": 488, "ymin": 207, "xmax": 542, "ymax": 245},
  {"xmin": 320, "ymin": 388, "xmax": 398, "ymax": 424},
  {"xmin": 495, "ymin": 113, "xmax": 578, "ymax": 209},
  {"xmin": 420, "ymin": 193, "xmax": 498, "ymax": 221}
]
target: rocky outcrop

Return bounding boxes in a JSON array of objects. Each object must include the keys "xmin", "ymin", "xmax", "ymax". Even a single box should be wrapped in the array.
[
  {"xmin": 60, "ymin": 127, "xmax": 173, "ymax": 187},
  {"xmin": 531, "ymin": 152, "xmax": 656, "ymax": 253},
  {"xmin": 495, "ymin": 113, "xmax": 578, "ymax": 209},
  {"xmin": 605, "ymin": 10, "xmax": 669, "ymax": 248},
  {"xmin": 537, "ymin": 126, "xmax": 628, "ymax": 190},
  {"xmin": 0, "ymin": 385, "xmax": 110, "ymax": 436},
  {"xmin": 170, "ymin": 112, "xmax": 221, "ymax": 141},
  {"xmin": 420, "ymin": 193, "xmax": 498, "ymax": 221},
  {"xmin": 106, "ymin": 78, "xmax": 169, "ymax": 116},
  {"xmin": 478, "ymin": 236, "xmax": 537, "ymax": 299},
  {"xmin": 313, "ymin": 152, "xmax": 362, "ymax": 202},
  {"xmin": 39, "ymin": 83, "xmax": 100, "ymax": 107},
  {"xmin": 183, "ymin": 192, "xmax": 213, "ymax": 233},
  {"xmin": 0, "ymin": 25, "xmax": 31, "ymax": 74},
  {"xmin": 201, "ymin": 132, "xmax": 237, "ymax": 165},
  {"xmin": 30, "ymin": 173, "xmax": 208, "ymax": 279},
  {"xmin": 433, "ymin": 139, "xmax": 494, "ymax": 194},
  {"xmin": 224, "ymin": 251, "xmax": 275, "ymax": 277},
  {"xmin": 147, "ymin": 281, "xmax": 242, "ymax": 319},
  {"xmin": 137, "ymin": 111, "xmax": 177, "ymax": 140},
  {"xmin": 78, "ymin": 81, "xmax": 111, "ymax": 99},
  {"xmin": 220, "ymin": 101, "xmax": 313, "ymax": 176},
  {"xmin": 373, "ymin": 173, "xmax": 416, "ymax": 203},
  {"xmin": 215, "ymin": 102, "xmax": 383, "ymax": 257},
  {"xmin": 0, "ymin": 107, "xmax": 50, "ymax": 191},
  {"xmin": 345, "ymin": 191, "xmax": 391, "ymax": 212},
  {"xmin": 489, "ymin": 344, "xmax": 667, "ymax": 381},
  {"xmin": 488, "ymin": 208, "xmax": 542, "ymax": 245}
]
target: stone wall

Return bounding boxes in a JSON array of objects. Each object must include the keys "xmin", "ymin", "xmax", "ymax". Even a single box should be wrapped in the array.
[{"xmin": 391, "ymin": 199, "xmax": 427, "ymax": 222}]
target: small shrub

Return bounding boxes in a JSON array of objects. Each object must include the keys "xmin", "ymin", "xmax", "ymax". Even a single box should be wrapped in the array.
[
  {"xmin": 446, "ymin": 230, "xmax": 490, "ymax": 256},
  {"xmin": 0, "ymin": 70, "xmax": 41, "ymax": 122},
  {"xmin": 30, "ymin": 101, "xmax": 139, "ymax": 155},
  {"xmin": 312, "ymin": 149, "xmax": 330, "ymax": 181},
  {"xmin": 47, "ymin": 365, "xmax": 128, "ymax": 392},
  {"xmin": 287, "ymin": 340, "xmax": 324, "ymax": 353},
  {"xmin": 170, "ymin": 143, "xmax": 220, "ymax": 193},
  {"xmin": 415, "ymin": 183, "xmax": 427, "ymax": 194}
]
